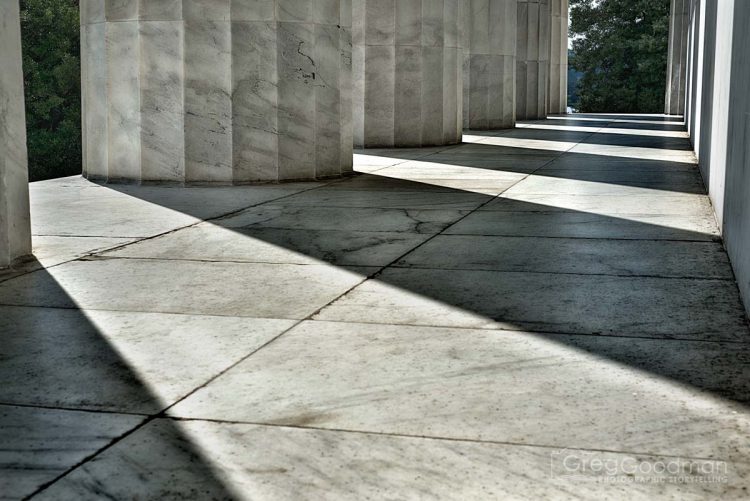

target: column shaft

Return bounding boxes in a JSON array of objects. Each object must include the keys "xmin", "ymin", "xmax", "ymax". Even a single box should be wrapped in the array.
[
  {"xmin": 352, "ymin": 0, "xmax": 463, "ymax": 148},
  {"xmin": 80, "ymin": 1, "xmax": 353, "ymax": 184},
  {"xmin": 547, "ymin": 0, "xmax": 567, "ymax": 115},
  {"xmin": 516, "ymin": 0, "xmax": 551, "ymax": 120},
  {"xmin": 463, "ymin": 0, "xmax": 517, "ymax": 130},
  {"xmin": 0, "ymin": 1, "xmax": 32, "ymax": 268},
  {"xmin": 664, "ymin": 0, "xmax": 690, "ymax": 115}
]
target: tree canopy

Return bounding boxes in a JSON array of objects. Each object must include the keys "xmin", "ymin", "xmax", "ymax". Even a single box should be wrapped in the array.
[
  {"xmin": 20, "ymin": 0, "xmax": 81, "ymax": 182},
  {"xmin": 569, "ymin": 0, "xmax": 671, "ymax": 113}
]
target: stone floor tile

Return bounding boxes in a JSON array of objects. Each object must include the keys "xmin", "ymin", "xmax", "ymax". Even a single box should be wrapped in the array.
[
  {"xmin": 569, "ymin": 143, "xmax": 697, "ymax": 163},
  {"xmin": 0, "ymin": 259, "xmax": 373, "ymax": 319},
  {"xmin": 396, "ymin": 235, "xmax": 732, "ymax": 278},
  {"xmin": 0, "ymin": 405, "xmax": 142, "ymax": 499},
  {"xmin": 29, "ymin": 176, "xmax": 322, "ymax": 238},
  {"xmin": 31, "ymin": 235, "xmax": 134, "ymax": 267},
  {"xmin": 504, "ymin": 174, "xmax": 705, "ymax": 196},
  {"xmin": 271, "ymin": 188, "xmax": 489, "ymax": 210},
  {"xmin": 314, "ymin": 268, "xmax": 749, "ymax": 340},
  {"xmin": 445, "ymin": 210, "xmax": 720, "ymax": 240},
  {"xmin": 0, "ymin": 306, "xmax": 294, "ymax": 413},
  {"xmin": 216, "ymin": 205, "xmax": 470, "ymax": 234},
  {"xmin": 480, "ymin": 192, "xmax": 714, "ymax": 216},
  {"xmin": 170, "ymin": 321, "xmax": 750, "ymax": 459},
  {"xmin": 104, "ymin": 224, "xmax": 431, "ymax": 267},
  {"xmin": 533, "ymin": 168, "xmax": 706, "ymax": 194},
  {"xmin": 36, "ymin": 418, "xmax": 748, "ymax": 501}
]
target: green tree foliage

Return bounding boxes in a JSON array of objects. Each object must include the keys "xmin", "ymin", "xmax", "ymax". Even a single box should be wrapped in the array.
[
  {"xmin": 569, "ymin": 0, "xmax": 670, "ymax": 113},
  {"xmin": 20, "ymin": 0, "xmax": 81, "ymax": 181}
]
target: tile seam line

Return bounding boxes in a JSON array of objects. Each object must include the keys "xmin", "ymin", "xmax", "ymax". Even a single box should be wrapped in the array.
[
  {"xmin": 303, "ymin": 317, "xmax": 750, "ymax": 344},
  {"xmin": 0, "ymin": 401, "xmax": 148, "ymax": 417},
  {"xmin": 30, "ymin": 234, "xmax": 141, "ymax": 238},
  {"xmin": 357, "ymin": 145, "xmax": 467, "ymax": 170},
  {"xmin": 77, "ymin": 255, "xmax": 383, "ymax": 268},
  {"xmin": 24, "ymin": 414, "xmax": 155, "ymax": 500},
  {"xmin": 350, "ymin": 122, "xmax": 612, "ymax": 289},
  {"xmin": 385, "ymin": 265, "xmax": 736, "ymax": 281},
  {"xmin": 71, "ymin": 255, "xmax": 737, "ymax": 282},
  {"xmin": 0, "ymin": 303, "xmax": 295, "ymax": 322},
  {"xmin": 482, "ymin": 193, "xmax": 710, "ymax": 198},
  {"xmin": 24, "ymin": 312, "xmax": 313, "ymax": 500},
  {"xmin": 478, "ymin": 209, "xmax": 717, "ymax": 216},
  {"xmin": 97, "ymin": 227, "xmax": 457, "ymax": 235},
  {"xmin": 4, "ymin": 179, "xmax": 345, "ymax": 286},
  {"xmin": 0, "ymin": 303, "xmax": 745, "ymax": 345},
  {"xmin": 64, "ymin": 229, "xmax": 724, "ymax": 244},
  {"xmin": 430, "ymin": 233, "xmax": 720, "ymax": 243},
  {"xmin": 162, "ymin": 417, "xmax": 737, "ymax": 464}
]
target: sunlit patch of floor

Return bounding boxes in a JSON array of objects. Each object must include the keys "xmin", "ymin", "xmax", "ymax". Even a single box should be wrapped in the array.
[{"xmin": 2, "ymin": 114, "xmax": 748, "ymax": 500}]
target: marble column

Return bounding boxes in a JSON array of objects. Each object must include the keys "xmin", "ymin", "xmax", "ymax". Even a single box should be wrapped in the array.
[
  {"xmin": 463, "ymin": 0, "xmax": 517, "ymax": 130},
  {"xmin": 516, "ymin": 0, "xmax": 551, "ymax": 120},
  {"xmin": 80, "ymin": 0, "xmax": 353, "ymax": 184},
  {"xmin": 664, "ymin": 0, "xmax": 690, "ymax": 115},
  {"xmin": 0, "ymin": 1, "xmax": 32, "ymax": 268},
  {"xmin": 547, "ymin": 0, "xmax": 568, "ymax": 115},
  {"xmin": 352, "ymin": 0, "xmax": 463, "ymax": 148}
]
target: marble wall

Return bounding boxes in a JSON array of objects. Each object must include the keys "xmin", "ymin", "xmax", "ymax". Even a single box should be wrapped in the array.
[
  {"xmin": 352, "ymin": 0, "xmax": 463, "ymax": 147},
  {"xmin": 462, "ymin": 0, "xmax": 517, "ymax": 130},
  {"xmin": 0, "ymin": 1, "xmax": 32, "ymax": 268},
  {"xmin": 547, "ymin": 0, "xmax": 567, "ymax": 115},
  {"xmin": 723, "ymin": 0, "xmax": 750, "ymax": 319},
  {"xmin": 665, "ymin": 0, "xmax": 690, "ymax": 115},
  {"xmin": 516, "ymin": 0, "xmax": 551, "ymax": 120},
  {"xmin": 80, "ymin": 0, "xmax": 353, "ymax": 184},
  {"xmin": 682, "ymin": 0, "xmax": 750, "ymax": 317}
]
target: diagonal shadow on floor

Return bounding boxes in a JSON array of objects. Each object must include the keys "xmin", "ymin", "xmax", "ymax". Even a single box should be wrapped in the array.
[
  {"xmin": 0, "ymin": 260, "xmax": 246, "ymax": 499},
  {"xmin": 4, "ymin": 155, "xmax": 747, "ymax": 401},
  {"xmin": 355, "ymin": 137, "xmax": 704, "ymax": 195},
  {"xmin": 2, "ymin": 117, "xmax": 749, "ymax": 497}
]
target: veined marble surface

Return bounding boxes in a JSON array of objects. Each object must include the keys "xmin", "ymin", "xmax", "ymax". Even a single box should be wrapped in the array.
[
  {"xmin": 463, "ymin": 0, "xmax": 517, "ymax": 130},
  {"xmin": 516, "ymin": 0, "xmax": 551, "ymax": 120},
  {"xmin": 4, "ymin": 115, "xmax": 749, "ymax": 499},
  {"xmin": 80, "ymin": 1, "xmax": 353, "ymax": 184},
  {"xmin": 0, "ymin": 406, "xmax": 142, "ymax": 499},
  {"xmin": 548, "ymin": 0, "xmax": 569, "ymax": 114},
  {"xmin": 36, "ymin": 418, "xmax": 750, "ymax": 500},
  {"xmin": 352, "ymin": 0, "xmax": 464, "ymax": 147},
  {"xmin": 0, "ymin": 2, "xmax": 31, "ymax": 267}
]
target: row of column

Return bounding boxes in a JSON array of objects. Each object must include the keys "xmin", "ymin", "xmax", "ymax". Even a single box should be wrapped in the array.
[
  {"xmin": 81, "ymin": 0, "xmax": 568, "ymax": 184},
  {"xmin": 0, "ymin": 1, "xmax": 32, "ymax": 268}
]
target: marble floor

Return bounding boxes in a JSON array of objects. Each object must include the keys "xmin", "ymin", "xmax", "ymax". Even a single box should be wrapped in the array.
[{"xmin": 2, "ymin": 115, "xmax": 749, "ymax": 500}]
